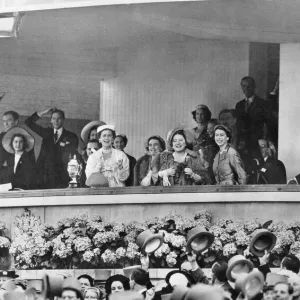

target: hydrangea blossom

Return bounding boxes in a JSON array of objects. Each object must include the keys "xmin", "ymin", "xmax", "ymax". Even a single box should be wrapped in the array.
[
  {"xmin": 223, "ymin": 243, "xmax": 237, "ymax": 257},
  {"xmin": 166, "ymin": 251, "xmax": 177, "ymax": 267}
]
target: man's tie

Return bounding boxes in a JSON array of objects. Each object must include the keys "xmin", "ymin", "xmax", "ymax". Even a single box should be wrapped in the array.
[
  {"xmin": 54, "ymin": 130, "xmax": 58, "ymax": 143},
  {"xmin": 245, "ymin": 99, "xmax": 250, "ymax": 113}
]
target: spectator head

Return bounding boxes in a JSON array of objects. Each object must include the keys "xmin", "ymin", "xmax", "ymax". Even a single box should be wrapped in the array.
[
  {"xmin": 214, "ymin": 124, "xmax": 232, "ymax": 145},
  {"xmin": 3, "ymin": 111, "xmax": 19, "ymax": 132},
  {"xmin": 273, "ymin": 282, "xmax": 293, "ymax": 300},
  {"xmin": 86, "ymin": 139, "xmax": 101, "ymax": 157},
  {"xmin": 62, "ymin": 278, "xmax": 83, "ymax": 300},
  {"xmin": 130, "ymin": 268, "xmax": 150, "ymax": 291},
  {"xmin": 258, "ymin": 139, "xmax": 270, "ymax": 159},
  {"xmin": 77, "ymin": 274, "xmax": 94, "ymax": 293},
  {"xmin": 207, "ymin": 119, "xmax": 219, "ymax": 138},
  {"xmin": 192, "ymin": 105, "xmax": 212, "ymax": 124},
  {"xmin": 83, "ymin": 287, "xmax": 102, "ymax": 300},
  {"xmin": 114, "ymin": 134, "xmax": 128, "ymax": 151},
  {"xmin": 10, "ymin": 134, "xmax": 27, "ymax": 153},
  {"xmin": 211, "ymin": 261, "xmax": 228, "ymax": 284},
  {"xmin": 241, "ymin": 76, "xmax": 256, "ymax": 99},
  {"xmin": 219, "ymin": 109, "xmax": 236, "ymax": 128},
  {"xmin": 51, "ymin": 109, "xmax": 65, "ymax": 130},
  {"xmin": 281, "ymin": 255, "xmax": 300, "ymax": 274},
  {"xmin": 105, "ymin": 275, "xmax": 130, "ymax": 296},
  {"xmin": 88, "ymin": 126, "xmax": 99, "ymax": 141},
  {"xmin": 288, "ymin": 274, "xmax": 300, "ymax": 299},
  {"xmin": 145, "ymin": 136, "xmax": 166, "ymax": 156}
]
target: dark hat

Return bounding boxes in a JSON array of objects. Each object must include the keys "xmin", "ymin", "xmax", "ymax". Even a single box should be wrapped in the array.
[
  {"xmin": 186, "ymin": 226, "xmax": 214, "ymax": 254},
  {"xmin": 0, "ymin": 271, "xmax": 19, "ymax": 279},
  {"xmin": 235, "ymin": 270, "xmax": 264, "ymax": 300},
  {"xmin": 81, "ymin": 121, "xmax": 106, "ymax": 144},
  {"xmin": 86, "ymin": 173, "xmax": 109, "ymax": 188},
  {"xmin": 249, "ymin": 229, "xmax": 277, "ymax": 257},
  {"xmin": 136, "ymin": 229, "xmax": 164, "ymax": 254},
  {"xmin": 226, "ymin": 255, "xmax": 254, "ymax": 282},
  {"xmin": 165, "ymin": 270, "xmax": 195, "ymax": 287},
  {"xmin": 2, "ymin": 127, "xmax": 34, "ymax": 154},
  {"xmin": 105, "ymin": 274, "xmax": 130, "ymax": 295}
]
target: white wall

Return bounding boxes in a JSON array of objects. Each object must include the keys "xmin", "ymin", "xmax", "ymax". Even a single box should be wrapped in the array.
[
  {"xmin": 279, "ymin": 44, "xmax": 300, "ymax": 178},
  {"xmin": 100, "ymin": 34, "xmax": 249, "ymax": 159}
]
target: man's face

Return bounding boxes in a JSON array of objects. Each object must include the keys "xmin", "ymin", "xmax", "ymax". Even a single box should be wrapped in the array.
[
  {"xmin": 86, "ymin": 142, "xmax": 100, "ymax": 157},
  {"xmin": 0, "ymin": 276, "xmax": 8, "ymax": 286},
  {"xmin": 274, "ymin": 283, "xmax": 291, "ymax": 300},
  {"xmin": 51, "ymin": 112, "xmax": 64, "ymax": 130},
  {"xmin": 3, "ymin": 114, "xmax": 18, "ymax": 132},
  {"xmin": 219, "ymin": 112, "xmax": 236, "ymax": 128},
  {"xmin": 289, "ymin": 276, "xmax": 300, "ymax": 297},
  {"xmin": 61, "ymin": 290, "xmax": 79, "ymax": 300},
  {"xmin": 78, "ymin": 278, "xmax": 91, "ymax": 293},
  {"xmin": 263, "ymin": 289, "xmax": 274, "ymax": 300},
  {"xmin": 241, "ymin": 79, "xmax": 256, "ymax": 99},
  {"xmin": 259, "ymin": 139, "xmax": 269, "ymax": 158}
]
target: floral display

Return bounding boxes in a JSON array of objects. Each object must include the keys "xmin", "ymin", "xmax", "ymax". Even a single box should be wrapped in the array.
[{"xmin": 8, "ymin": 208, "xmax": 300, "ymax": 269}]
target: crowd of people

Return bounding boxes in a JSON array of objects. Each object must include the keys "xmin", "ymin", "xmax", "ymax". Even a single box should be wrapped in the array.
[
  {"xmin": 1, "ymin": 240, "xmax": 300, "ymax": 300},
  {"xmin": 0, "ymin": 75, "xmax": 294, "ymax": 190}
]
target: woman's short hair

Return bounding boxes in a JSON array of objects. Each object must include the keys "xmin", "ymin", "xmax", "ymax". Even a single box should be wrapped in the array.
[
  {"xmin": 191, "ymin": 105, "xmax": 212, "ymax": 123},
  {"xmin": 214, "ymin": 125, "xmax": 232, "ymax": 143},
  {"xmin": 10, "ymin": 134, "xmax": 27, "ymax": 152},
  {"xmin": 77, "ymin": 274, "xmax": 94, "ymax": 287},
  {"xmin": 170, "ymin": 129, "xmax": 192, "ymax": 150},
  {"xmin": 105, "ymin": 275, "xmax": 130, "ymax": 296},
  {"xmin": 145, "ymin": 136, "xmax": 166, "ymax": 152},
  {"xmin": 84, "ymin": 287, "xmax": 102, "ymax": 300},
  {"xmin": 115, "ymin": 134, "xmax": 128, "ymax": 147}
]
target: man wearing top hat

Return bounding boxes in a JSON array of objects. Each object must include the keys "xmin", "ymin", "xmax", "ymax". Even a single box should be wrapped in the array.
[
  {"xmin": 0, "ymin": 270, "xmax": 19, "ymax": 286},
  {"xmin": 25, "ymin": 108, "xmax": 78, "ymax": 189}
]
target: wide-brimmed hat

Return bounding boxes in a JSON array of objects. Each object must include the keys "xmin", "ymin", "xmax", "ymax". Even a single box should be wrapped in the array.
[
  {"xmin": 226, "ymin": 255, "xmax": 254, "ymax": 282},
  {"xmin": 165, "ymin": 270, "xmax": 194, "ymax": 287},
  {"xmin": 249, "ymin": 229, "xmax": 277, "ymax": 257},
  {"xmin": 86, "ymin": 173, "xmax": 109, "ymax": 188},
  {"xmin": 81, "ymin": 121, "xmax": 106, "ymax": 144},
  {"xmin": 186, "ymin": 226, "xmax": 214, "ymax": 254},
  {"xmin": 136, "ymin": 229, "xmax": 164, "ymax": 254},
  {"xmin": 2, "ymin": 127, "xmax": 34, "ymax": 154},
  {"xmin": 97, "ymin": 125, "xmax": 115, "ymax": 135},
  {"xmin": 235, "ymin": 270, "xmax": 264, "ymax": 300}
]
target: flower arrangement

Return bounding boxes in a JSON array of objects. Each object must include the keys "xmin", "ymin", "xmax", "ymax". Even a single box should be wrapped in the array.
[{"xmin": 9, "ymin": 208, "xmax": 300, "ymax": 269}]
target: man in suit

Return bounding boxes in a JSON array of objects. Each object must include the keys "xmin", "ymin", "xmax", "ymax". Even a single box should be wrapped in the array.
[
  {"xmin": 0, "ymin": 111, "xmax": 20, "ymax": 184},
  {"xmin": 235, "ymin": 76, "xmax": 269, "ymax": 172},
  {"xmin": 25, "ymin": 108, "xmax": 78, "ymax": 189},
  {"xmin": 249, "ymin": 139, "xmax": 286, "ymax": 184}
]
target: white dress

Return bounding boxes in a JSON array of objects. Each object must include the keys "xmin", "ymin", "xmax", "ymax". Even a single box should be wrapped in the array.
[{"xmin": 85, "ymin": 148, "xmax": 130, "ymax": 187}]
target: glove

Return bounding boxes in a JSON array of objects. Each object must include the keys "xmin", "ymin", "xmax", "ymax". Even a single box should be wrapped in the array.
[{"xmin": 141, "ymin": 171, "xmax": 153, "ymax": 186}]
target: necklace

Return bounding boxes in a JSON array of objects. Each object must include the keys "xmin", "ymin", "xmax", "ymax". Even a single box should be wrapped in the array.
[{"xmin": 102, "ymin": 148, "xmax": 112, "ymax": 154}]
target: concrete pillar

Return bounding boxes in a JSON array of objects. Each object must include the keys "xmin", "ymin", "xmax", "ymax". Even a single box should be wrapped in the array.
[{"xmin": 279, "ymin": 44, "xmax": 300, "ymax": 179}]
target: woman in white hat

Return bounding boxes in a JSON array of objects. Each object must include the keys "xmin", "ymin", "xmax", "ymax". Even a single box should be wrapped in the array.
[
  {"xmin": 85, "ymin": 125, "xmax": 129, "ymax": 187},
  {"xmin": 2, "ymin": 127, "xmax": 35, "ymax": 190}
]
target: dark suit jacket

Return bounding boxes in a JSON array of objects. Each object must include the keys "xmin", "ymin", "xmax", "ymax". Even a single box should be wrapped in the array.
[
  {"xmin": 0, "ymin": 132, "xmax": 9, "ymax": 184},
  {"xmin": 235, "ymin": 95, "xmax": 269, "ymax": 153},
  {"xmin": 7, "ymin": 151, "xmax": 35, "ymax": 190},
  {"xmin": 25, "ymin": 112, "xmax": 79, "ymax": 189},
  {"xmin": 257, "ymin": 156, "xmax": 286, "ymax": 184},
  {"xmin": 124, "ymin": 152, "xmax": 136, "ymax": 187}
]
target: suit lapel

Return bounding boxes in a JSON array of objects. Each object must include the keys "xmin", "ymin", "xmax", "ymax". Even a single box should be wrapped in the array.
[
  {"xmin": 56, "ymin": 128, "xmax": 65, "ymax": 144},
  {"xmin": 247, "ymin": 95, "xmax": 258, "ymax": 115}
]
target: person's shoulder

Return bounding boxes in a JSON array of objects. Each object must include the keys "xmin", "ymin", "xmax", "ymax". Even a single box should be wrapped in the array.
[
  {"xmin": 64, "ymin": 129, "xmax": 78, "ymax": 138},
  {"xmin": 137, "ymin": 154, "xmax": 151, "ymax": 163},
  {"xmin": 227, "ymin": 146, "xmax": 239, "ymax": 156}
]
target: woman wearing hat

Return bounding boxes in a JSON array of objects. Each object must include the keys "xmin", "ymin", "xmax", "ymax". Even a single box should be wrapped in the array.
[
  {"xmin": 134, "ymin": 135, "xmax": 166, "ymax": 186},
  {"xmin": 105, "ymin": 275, "xmax": 130, "ymax": 299},
  {"xmin": 2, "ymin": 127, "xmax": 36, "ymax": 190},
  {"xmin": 154, "ymin": 129, "xmax": 211, "ymax": 186},
  {"xmin": 85, "ymin": 125, "xmax": 129, "ymax": 187},
  {"xmin": 213, "ymin": 125, "xmax": 247, "ymax": 185},
  {"xmin": 114, "ymin": 134, "xmax": 136, "ymax": 186},
  {"xmin": 81, "ymin": 121, "xmax": 106, "ymax": 145},
  {"xmin": 84, "ymin": 287, "xmax": 103, "ymax": 300}
]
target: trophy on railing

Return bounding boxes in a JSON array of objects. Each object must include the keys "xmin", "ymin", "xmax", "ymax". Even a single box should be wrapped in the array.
[{"xmin": 67, "ymin": 155, "xmax": 82, "ymax": 188}]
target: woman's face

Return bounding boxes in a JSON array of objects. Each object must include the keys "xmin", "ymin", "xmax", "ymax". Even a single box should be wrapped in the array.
[
  {"xmin": 290, "ymin": 277, "xmax": 300, "ymax": 297},
  {"xmin": 12, "ymin": 136, "xmax": 25, "ymax": 152},
  {"xmin": 148, "ymin": 139, "xmax": 162, "ymax": 156},
  {"xmin": 111, "ymin": 281, "xmax": 125, "ymax": 294},
  {"xmin": 114, "ymin": 136, "xmax": 125, "ymax": 151},
  {"xmin": 99, "ymin": 130, "xmax": 114, "ymax": 148},
  {"xmin": 172, "ymin": 134, "xmax": 186, "ymax": 153},
  {"xmin": 84, "ymin": 290, "xmax": 98, "ymax": 300},
  {"xmin": 89, "ymin": 129, "xmax": 97, "ymax": 140},
  {"xmin": 195, "ymin": 109, "xmax": 206, "ymax": 124},
  {"xmin": 207, "ymin": 123, "xmax": 215, "ymax": 138},
  {"xmin": 215, "ymin": 129, "xmax": 229, "ymax": 147}
]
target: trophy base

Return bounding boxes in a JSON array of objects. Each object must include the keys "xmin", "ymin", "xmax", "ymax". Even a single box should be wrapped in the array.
[{"xmin": 68, "ymin": 181, "xmax": 78, "ymax": 188}]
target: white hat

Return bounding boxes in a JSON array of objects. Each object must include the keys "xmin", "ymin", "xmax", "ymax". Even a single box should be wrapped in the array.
[{"xmin": 97, "ymin": 125, "xmax": 115, "ymax": 134}]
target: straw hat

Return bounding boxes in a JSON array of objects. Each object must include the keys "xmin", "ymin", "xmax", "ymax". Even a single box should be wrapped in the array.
[
  {"xmin": 186, "ymin": 226, "xmax": 214, "ymax": 254},
  {"xmin": 81, "ymin": 121, "xmax": 106, "ymax": 144},
  {"xmin": 249, "ymin": 229, "xmax": 277, "ymax": 257},
  {"xmin": 136, "ymin": 229, "xmax": 164, "ymax": 254},
  {"xmin": 226, "ymin": 255, "xmax": 254, "ymax": 282},
  {"xmin": 235, "ymin": 269, "xmax": 264, "ymax": 300},
  {"xmin": 2, "ymin": 127, "xmax": 34, "ymax": 154},
  {"xmin": 97, "ymin": 125, "xmax": 115, "ymax": 135}
]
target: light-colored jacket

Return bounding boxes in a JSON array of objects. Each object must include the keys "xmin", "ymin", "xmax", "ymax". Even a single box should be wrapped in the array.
[{"xmin": 85, "ymin": 148, "xmax": 129, "ymax": 187}]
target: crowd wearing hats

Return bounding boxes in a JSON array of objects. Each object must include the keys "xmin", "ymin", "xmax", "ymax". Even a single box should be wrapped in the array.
[
  {"xmin": 1, "ymin": 228, "xmax": 300, "ymax": 300},
  {"xmin": 0, "ymin": 76, "xmax": 297, "ymax": 189}
]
